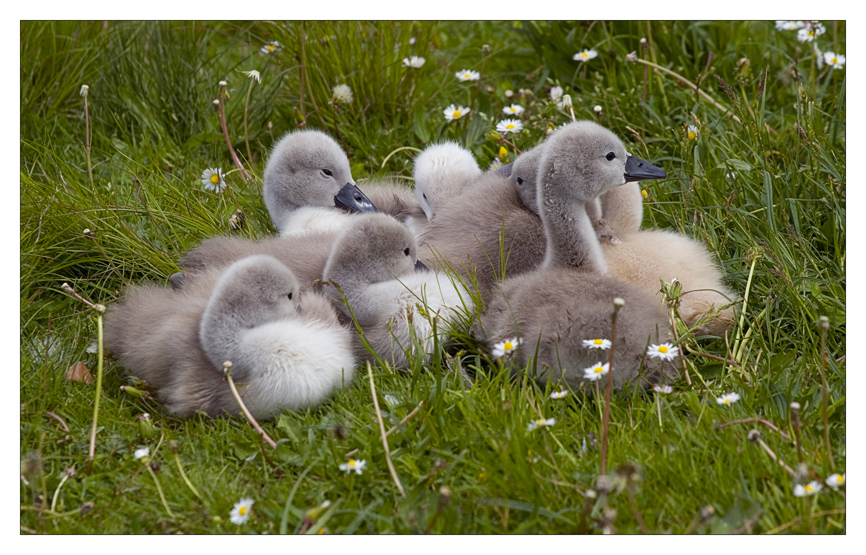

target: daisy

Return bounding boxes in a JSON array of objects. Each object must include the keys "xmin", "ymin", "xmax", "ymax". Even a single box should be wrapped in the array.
[
  {"xmin": 455, "ymin": 69, "xmax": 480, "ymax": 82},
  {"xmin": 583, "ymin": 361, "xmax": 610, "ymax": 382},
  {"xmin": 653, "ymin": 385, "xmax": 673, "ymax": 394},
  {"xmin": 403, "ymin": 56, "xmax": 426, "ymax": 69},
  {"xmin": 825, "ymin": 473, "xmax": 845, "ymax": 489},
  {"xmin": 443, "ymin": 104, "xmax": 470, "ymax": 121},
  {"xmin": 775, "ymin": 21, "xmax": 804, "ymax": 31},
  {"xmin": 797, "ymin": 22, "xmax": 825, "ymax": 42},
  {"xmin": 573, "ymin": 49, "xmax": 598, "ymax": 62},
  {"xmin": 331, "ymin": 84, "xmax": 353, "ymax": 105},
  {"xmin": 794, "ymin": 481, "xmax": 822, "ymax": 497},
  {"xmin": 550, "ymin": 390, "xmax": 570, "ymax": 399},
  {"xmin": 134, "ymin": 447, "xmax": 149, "ymax": 460},
  {"xmin": 230, "ymin": 498, "xmax": 254, "ymax": 525},
  {"xmin": 488, "ymin": 157, "xmax": 503, "ymax": 171},
  {"xmin": 339, "ymin": 459, "xmax": 367, "ymax": 475},
  {"xmin": 549, "ymin": 86, "xmax": 563, "ymax": 101},
  {"xmin": 527, "ymin": 417, "xmax": 556, "ymax": 431},
  {"xmin": 496, "ymin": 119, "xmax": 523, "ymax": 134},
  {"xmin": 502, "ymin": 104, "xmax": 525, "ymax": 116},
  {"xmin": 260, "ymin": 41, "xmax": 282, "ymax": 55},
  {"xmin": 409, "ymin": 37, "xmax": 416, "ymax": 46},
  {"xmin": 716, "ymin": 392, "xmax": 740, "ymax": 405},
  {"xmin": 823, "ymin": 51, "xmax": 845, "ymax": 70},
  {"xmin": 492, "ymin": 337, "xmax": 521, "ymax": 358},
  {"xmin": 243, "ymin": 69, "xmax": 261, "ymax": 83},
  {"xmin": 647, "ymin": 342, "xmax": 679, "ymax": 361},
  {"xmin": 686, "ymin": 125, "xmax": 699, "ymax": 140},
  {"xmin": 641, "ymin": 189, "xmax": 648, "ymax": 199},
  {"xmin": 201, "ymin": 168, "xmax": 226, "ymax": 192},
  {"xmin": 582, "ymin": 338, "xmax": 611, "ymax": 350}
]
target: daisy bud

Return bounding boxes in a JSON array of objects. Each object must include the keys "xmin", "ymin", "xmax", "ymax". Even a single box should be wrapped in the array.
[
  {"xmin": 640, "ymin": 38, "xmax": 647, "ymax": 45},
  {"xmin": 818, "ymin": 316, "xmax": 829, "ymax": 330},
  {"xmin": 120, "ymin": 385, "xmax": 147, "ymax": 399},
  {"xmin": 439, "ymin": 486, "xmax": 452, "ymax": 507},
  {"xmin": 505, "ymin": 90, "xmax": 513, "ymax": 98},
  {"xmin": 613, "ymin": 297, "xmax": 625, "ymax": 308},
  {"xmin": 305, "ymin": 500, "xmax": 331, "ymax": 521},
  {"xmin": 219, "ymin": 80, "xmax": 227, "ymax": 87},
  {"xmin": 560, "ymin": 94, "xmax": 572, "ymax": 107},
  {"xmin": 594, "ymin": 105, "xmax": 602, "ymax": 113},
  {"xmin": 790, "ymin": 401, "xmax": 800, "ymax": 410},
  {"xmin": 79, "ymin": 84, "xmax": 89, "ymax": 98},
  {"xmin": 482, "ymin": 44, "xmax": 491, "ymax": 55},
  {"xmin": 626, "ymin": 51, "xmax": 638, "ymax": 63},
  {"xmin": 168, "ymin": 440, "xmax": 180, "ymax": 453},
  {"xmin": 136, "ymin": 413, "xmax": 158, "ymax": 439},
  {"xmin": 746, "ymin": 429, "xmax": 760, "ymax": 442}
]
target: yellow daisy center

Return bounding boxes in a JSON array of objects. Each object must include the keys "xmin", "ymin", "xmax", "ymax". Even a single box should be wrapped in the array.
[
  {"xmin": 453, "ymin": 110, "xmax": 461, "ymax": 118},
  {"xmin": 582, "ymin": 52, "xmax": 589, "ymax": 58},
  {"xmin": 808, "ymin": 30, "xmax": 815, "ymax": 36},
  {"xmin": 593, "ymin": 339, "xmax": 603, "ymax": 345},
  {"xmin": 831, "ymin": 57, "xmax": 837, "ymax": 63},
  {"xmin": 537, "ymin": 419, "xmax": 545, "ymax": 425},
  {"xmin": 723, "ymin": 398, "xmax": 730, "ymax": 404},
  {"xmin": 659, "ymin": 345, "xmax": 668, "ymax": 353},
  {"xmin": 349, "ymin": 460, "xmax": 356, "ymax": 467},
  {"xmin": 316, "ymin": 528, "xmax": 325, "ymax": 534},
  {"xmin": 837, "ymin": 476, "xmax": 844, "ymax": 483},
  {"xmin": 688, "ymin": 131, "xmax": 696, "ymax": 140},
  {"xmin": 805, "ymin": 485, "xmax": 813, "ymax": 492},
  {"xmin": 268, "ymin": 44, "xmax": 275, "ymax": 51},
  {"xmin": 239, "ymin": 506, "xmax": 247, "ymax": 516},
  {"xmin": 464, "ymin": 73, "xmax": 472, "ymax": 78},
  {"xmin": 210, "ymin": 174, "xmax": 220, "ymax": 184},
  {"xmin": 506, "ymin": 124, "xmax": 515, "ymax": 130},
  {"xmin": 503, "ymin": 341, "xmax": 513, "ymax": 351},
  {"xmin": 594, "ymin": 366, "xmax": 603, "ymax": 373}
]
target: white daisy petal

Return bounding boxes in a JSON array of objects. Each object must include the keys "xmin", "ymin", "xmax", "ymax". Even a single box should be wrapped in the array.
[
  {"xmin": 647, "ymin": 342, "xmax": 679, "ymax": 361},
  {"xmin": 582, "ymin": 338, "xmax": 611, "ymax": 350},
  {"xmin": 582, "ymin": 362, "xmax": 609, "ymax": 382},
  {"xmin": 495, "ymin": 119, "xmax": 523, "ymax": 134},
  {"xmin": 201, "ymin": 168, "xmax": 226, "ymax": 192},
  {"xmin": 455, "ymin": 69, "xmax": 480, "ymax": 82},
  {"xmin": 715, "ymin": 392, "xmax": 740, "ymax": 405},
  {"xmin": 573, "ymin": 49, "xmax": 598, "ymax": 62},
  {"xmin": 443, "ymin": 104, "xmax": 470, "ymax": 122}
]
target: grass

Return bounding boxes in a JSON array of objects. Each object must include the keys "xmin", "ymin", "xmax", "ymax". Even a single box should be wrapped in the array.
[{"xmin": 20, "ymin": 20, "xmax": 845, "ymax": 534}]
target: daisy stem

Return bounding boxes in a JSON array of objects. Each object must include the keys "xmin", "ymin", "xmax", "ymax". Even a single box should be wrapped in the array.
[
  {"xmin": 747, "ymin": 429, "xmax": 795, "ymax": 477},
  {"xmin": 243, "ymin": 79, "xmax": 256, "ymax": 168},
  {"xmin": 790, "ymin": 402, "xmax": 805, "ymax": 465},
  {"xmin": 83, "ymin": 94, "xmax": 93, "ymax": 187},
  {"xmin": 146, "ymin": 463, "xmax": 177, "ymax": 520},
  {"xmin": 222, "ymin": 361, "xmax": 276, "ymax": 449},
  {"xmin": 818, "ymin": 316, "xmax": 835, "ymax": 471},
  {"xmin": 668, "ymin": 307, "xmax": 690, "ymax": 386},
  {"xmin": 217, "ymin": 85, "xmax": 253, "ymax": 183},
  {"xmin": 367, "ymin": 362, "xmax": 405, "ymax": 497},
  {"xmin": 174, "ymin": 453, "xmax": 202, "ymax": 500},
  {"xmin": 600, "ymin": 298, "xmax": 624, "ymax": 477},
  {"xmin": 87, "ymin": 306, "xmax": 106, "ymax": 475},
  {"xmin": 656, "ymin": 394, "xmax": 663, "ymax": 429},
  {"xmin": 50, "ymin": 473, "xmax": 69, "ymax": 513}
]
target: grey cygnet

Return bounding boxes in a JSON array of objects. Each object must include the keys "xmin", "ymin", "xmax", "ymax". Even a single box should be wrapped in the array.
[
  {"xmin": 105, "ymin": 255, "xmax": 355, "ymax": 418},
  {"xmin": 480, "ymin": 121, "xmax": 673, "ymax": 391},
  {"xmin": 321, "ymin": 213, "xmax": 473, "ymax": 368},
  {"xmin": 264, "ymin": 129, "xmax": 376, "ymax": 237}
]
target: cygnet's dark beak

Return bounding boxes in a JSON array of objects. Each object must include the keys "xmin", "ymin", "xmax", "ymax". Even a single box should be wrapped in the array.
[
  {"xmin": 334, "ymin": 183, "xmax": 378, "ymax": 213},
  {"xmin": 624, "ymin": 155, "xmax": 666, "ymax": 182},
  {"xmin": 495, "ymin": 163, "xmax": 513, "ymax": 177},
  {"xmin": 414, "ymin": 259, "xmax": 429, "ymax": 273}
]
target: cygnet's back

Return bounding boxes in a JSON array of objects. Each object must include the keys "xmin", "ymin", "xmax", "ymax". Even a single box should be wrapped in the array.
[{"xmin": 322, "ymin": 214, "xmax": 473, "ymax": 368}]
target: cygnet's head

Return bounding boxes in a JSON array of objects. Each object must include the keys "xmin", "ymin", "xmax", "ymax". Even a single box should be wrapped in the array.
[
  {"xmin": 508, "ymin": 145, "xmax": 546, "ymax": 214},
  {"xmin": 413, "ymin": 142, "xmax": 481, "ymax": 220},
  {"xmin": 323, "ymin": 213, "xmax": 419, "ymax": 286},
  {"xmin": 206, "ymin": 255, "xmax": 300, "ymax": 325},
  {"xmin": 537, "ymin": 121, "xmax": 666, "ymax": 205},
  {"xmin": 264, "ymin": 130, "xmax": 376, "ymax": 225}
]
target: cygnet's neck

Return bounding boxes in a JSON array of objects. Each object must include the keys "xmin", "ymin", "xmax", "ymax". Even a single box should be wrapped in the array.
[
  {"xmin": 538, "ymin": 180, "xmax": 608, "ymax": 273},
  {"xmin": 200, "ymin": 290, "xmax": 254, "ymax": 371}
]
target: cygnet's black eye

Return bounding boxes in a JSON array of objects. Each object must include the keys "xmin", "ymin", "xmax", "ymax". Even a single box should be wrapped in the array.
[
  {"xmin": 322, "ymin": 169, "xmax": 334, "ymax": 177},
  {"xmin": 516, "ymin": 177, "xmax": 524, "ymax": 185},
  {"xmin": 605, "ymin": 152, "xmax": 616, "ymax": 161},
  {"xmin": 287, "ymin": 292, "xmax": 293, "ymax": 300},
  {"xmin": 403, "ymin": 247, "xmax": 410, "ymax": 256}
]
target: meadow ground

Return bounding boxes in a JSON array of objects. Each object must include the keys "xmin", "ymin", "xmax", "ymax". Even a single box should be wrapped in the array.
[{"xmin": 20, "ymin": 20, "xmax": 845, "ymax": 534}]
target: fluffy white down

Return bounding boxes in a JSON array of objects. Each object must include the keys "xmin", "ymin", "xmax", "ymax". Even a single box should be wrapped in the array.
[
  {"xmin": 231, "ymin": 319, "xmax": 355, "ymax": 419},
  {"xmin": 413, "ymin": 142, "xmax": 481, "ymax": 220},
  {"xmin": 278, "ymin": 206, "xmax": 354, "ymax": 237},
  {"xmin": 369, "ymin": 271, "xmax": 472, "ymax": 362}
]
